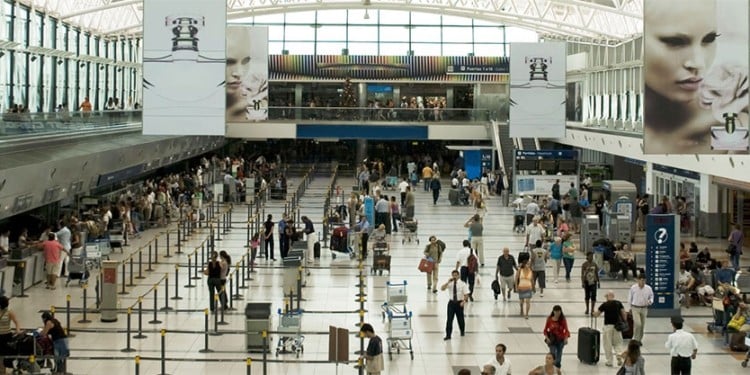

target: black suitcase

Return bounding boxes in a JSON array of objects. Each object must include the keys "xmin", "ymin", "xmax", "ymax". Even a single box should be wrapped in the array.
[
  {"xmin": 314, "ymin": 242, "xmax": 321, "ymax": 258},
  {"xmin": 491, "ymin": 279, "xmax": 501, "ymax": 299},
  {"xmin": 449, "ymin": 189, "xmax": 459, "ymax": 206},
  {"xmin": 518, "ymin": 251, "xmax": 530, "ymax": 265},
  {"xmin": 621, "ymin": 312, "xmax": 634, "ymax": 340},
  {"xmin": 577, "ymin": 318, "xmax": 600, "ymax": 364}
]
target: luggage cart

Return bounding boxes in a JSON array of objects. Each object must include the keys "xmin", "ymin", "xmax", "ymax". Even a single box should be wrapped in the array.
[
  {"xmin": 371, "ymin": 242, "xmax": 390, "ymax": 275},
  {"xmin": 330, "ymin": 226, "xmax": 355, "ymax": 260},
  {"xmin": 275, "ymin": 309, "xmax": 304, "ymax": 358},
  {"xmin": 513, "ymin": 209, "xmax": 526, "ymax": 233},
  {"xmin": 385, "ymin": 176, "xmax": 398, "ymax": 190},
  {"xmin": 401, "ymin": 219, "xmax": 419, "ymax": 245},
  {"xmin": 707, "ymin": 296, "xmax": 726, "ymax": 334},
  {"xmin": 66, "ymin": 255, "xmax": 91, "ymax": 286},
  {"xmin": 741, "ymin": 332, "xmax": 750, "ymax": 367},
  {"xmin": 385, "ymin": 311, "xmax": 414, "ymax": 360},
  {"xmin": 381, "ymin": 280, "xmax": 408, "ymax": 320}
]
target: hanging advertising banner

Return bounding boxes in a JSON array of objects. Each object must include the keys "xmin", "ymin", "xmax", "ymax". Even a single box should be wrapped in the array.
[
  {"xmin": 643, "ymin": 0, "xmax": 749, "ymax": 154},
  {"xmin": 226, "ymin": 26, "xmax": 269, "ymax": 123},
  {"xmin": 509, "ymin": 42, "xmax": 566, "ymax": 138},
  {"xmin": 142, "ymin": 0, "xmax": 226, "ymax": 135}
]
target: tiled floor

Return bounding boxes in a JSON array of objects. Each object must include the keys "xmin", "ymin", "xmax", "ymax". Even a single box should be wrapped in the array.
[{"xmin": 12, "ymin": 176, "xmax": 750, "ymax": 374}]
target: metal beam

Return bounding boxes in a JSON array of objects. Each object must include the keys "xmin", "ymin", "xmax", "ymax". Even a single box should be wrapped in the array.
[{"xmin": 60, "ymin": 0, "xmax": 140, "ymax": 20}]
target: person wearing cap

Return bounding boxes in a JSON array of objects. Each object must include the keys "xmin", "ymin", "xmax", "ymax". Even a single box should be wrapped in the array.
[
  {"xmin": 665, "ymin": 316, "xmax": 698, "ymax": 374},
  {"xmin": 629, "ymin": 274, "xmax": 654, "ymax": 342},
  {"xmin": 41, "ymin": 311, "xmax": 69, "ymax": 373}
]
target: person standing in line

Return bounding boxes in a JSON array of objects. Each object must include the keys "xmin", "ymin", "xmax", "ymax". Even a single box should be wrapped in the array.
[
  {"xmin": 728, "ymin": 223, "xmax": 744, "ymax": 271},
  {"xmin": 263, "ymin": 214, "xmax": 275, "ymax": 260},
  {"xmin": 592, "ymin": 290, "xmax": 627, "ymax": 367},
  {"xmin": 581, "ymin": 252, "xmax": 599, "ymax": 315},
  {"xmin": 56, "ymin": 221, "xmax": 72, "ymax": 277},
  {"xmin": 629, "ymin": 274, "xmax": 654, "ymax": 342},
  {"xmin": 355, "ymin": 214, "xmax": 371, "ymax": 260},
  {"xmin": 455, "ymin": 240, "xmax": 477, "ymax": 301},
  {"xmin": 665, "ymin": 316, "xmax": 698, "ymax": 374},
  {"xmin": 218, "ymin": 251, "xmax": 231, "ymax": 310},
  {"xmin": 278, "ymin": 214, "xmax": 288, "ymax": 259},
  {"xmin": 548, "ymin": 236, "xmax": 563, "ymax": 283},
  {"xmin": 430, "ymin": 172, "xmax": 442, "ymax": 204},
  {"xmin": 465, "ymin": 214, "xmax": 485, "ymax": 267},
  {"xmin": 515, "ymin": 259, "xmax": 534, "ymax": 319},
  {"xmin": 301, "ymin": 216, "xmax": 315, "ymax": 264},
  {"xmin": 424, "ymin": 236, "xmax": 446, "ymax": 293},
  {"xmin": 619, "ymin": 339, "xmax": 645, "ymax": 375},
  {"xmin": 485, "ymin": 343, "xmax": 512, "ymax": 375},
  {"xmin": 542, "ymin": 305, "xmax": 570, "ymax": 371},
  {"xmin": 495, "ymin": 247, "xmax": 517, "ymax": 301},
  {"xmin": 359, "ymin": 323, "xmax": 384, "ymax": 375},
  {"xmin": 562, "ymin": 234, "xmax": 576, "ymax": 282},
  {"xmin": 531, "ymin": 240, "xmax": 549, "ymax": 297},
  {"xmin": 442, "ymin": 269, "xmax": 470, "ymax": 340},
  {"xmin": 204, "ymin": 251, "xmax": 222, "ymax": 313},
  {"xmin": 38, "ymin": 233, "xmax": 69, "ymax": 290}
]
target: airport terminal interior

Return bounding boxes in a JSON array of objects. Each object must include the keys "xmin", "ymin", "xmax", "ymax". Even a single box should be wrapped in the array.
[{"xmin": 0, "ymin": 0, "xmax": 750, "ymax": 374}]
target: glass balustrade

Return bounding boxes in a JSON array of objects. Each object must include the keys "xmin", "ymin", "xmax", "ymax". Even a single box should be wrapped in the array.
[
  {"xmin": 0, "ymin": 110, "xmax": 143, "ymax": 139},
  {"xmin": 266, "ymin": 106, "xmax": 496, "ymax": 123}
]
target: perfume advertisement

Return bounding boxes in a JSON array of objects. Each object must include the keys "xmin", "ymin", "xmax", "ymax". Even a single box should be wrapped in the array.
[
  {"xmin": 226, "ymin": 26, "xmax": 269, "ymax": 122},
  {"xmin": 509, "ymin": 42, "xmax": 566, "ymax": 138},
  {"xmin": 142, "ymin": 0, "xmax": 226, "ymax": 135},
  {"xmin": 644, "ymin": 0, "xmax": 749, "ymax": 154}
]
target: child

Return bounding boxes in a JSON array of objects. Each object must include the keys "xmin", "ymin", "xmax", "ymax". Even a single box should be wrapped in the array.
[{"xmin": 250, "ymin": 232, "xmax": 260, "ymax": 274}]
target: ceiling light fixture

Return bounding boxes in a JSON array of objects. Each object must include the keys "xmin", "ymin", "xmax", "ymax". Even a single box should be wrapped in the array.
[{"xmin": 364, "ymin": 9, "xmax": 370, "ymax": 20}]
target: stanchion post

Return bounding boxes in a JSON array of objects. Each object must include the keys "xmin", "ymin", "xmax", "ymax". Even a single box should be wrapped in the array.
[
  {"xmin": 218, "ymin": 288, "xmax": 229, "ymax": 325},
  {"xmin": 172, "ymin": 265, "xmax": 183, "ymax": 299},
  {"xmin": 78, "ymin": 283, "xmax": 91, "ymax": 324},
  {"xmin": 147, "ymin": 243, "xmax": 154, "ymax": 272},
  {"xmin": 211, "ymin": 295, "xmax": 222, "ymax": 336},
  {"xmin": 161, "ymin": 274, "xmax": 173, "ymax": 311},
  {"xmin": 135, "ymin": 355, "xmax": 140, "ymax": 375},
  {"xmin": 154, "ymin": 236, "xmax": 160, "ymax": 263},
  {"xmin": 65, "ymin": 295, "xmax": 75, "ymax": 337},
  {"xmin": 246, "ymin": 358, "xmax": 252, "ymax": 375},
  {"xmin": 121, "ymin": 308, "xmax": 135, "ymax": 352},
  {"xmin": 184, "ymin": 256, "xmax": 195, "ymax": 288},
  {"xmin": 133, "ymin": 297, "xmax": 147, "ymax": 339},
  {"xmin": 192, "ymin": 251, "xmax": 202, "ymax": 280},
  {"xmin": 233, "ymin": 264, "xmax": 243, "ymax": 299},
  {"xmin": 159, "ymin": 329, "xmax": 168, "ymax": 375},
  {"xmin": 149, "ymin": 286, "xmax": 162, "ymax": 324},
  {"xmin": 16, "ymin": 262, "xmax": 27, "ymax": 297},
  {"xmin": 165, "ymin": 231, "xmax": 172, "ymax": 258},
  {"xmin": 136, "ymin": 250, "xmax": 144, "ymax": 280},
  {"xmin": 199, "ymin": 308, "xmax": 213, "ymax": 353},
  {"xmin": 119, "ymin": 261, "xmax": 128, "ymax": 295},
  {"xmin": 262, "ymin": 331, "xmax": 268, "ymax": 375},
  {"xmin": 128, "ymin": 256, "xmax": 135, "ymax": 287},
  {"xmin": 176, "ymin": 226, "xmax": 183, "ymax": 254}
]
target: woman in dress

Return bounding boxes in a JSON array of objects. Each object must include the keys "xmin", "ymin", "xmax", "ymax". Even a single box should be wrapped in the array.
[{"xmin": 515, "ymin": 259, "xmax": 535, "ymax": 319}]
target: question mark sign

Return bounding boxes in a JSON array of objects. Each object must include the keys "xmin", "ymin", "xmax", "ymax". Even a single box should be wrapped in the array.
[{"xmin": 655, "ymin": 228, "xmax": 667, "ymax": 244}]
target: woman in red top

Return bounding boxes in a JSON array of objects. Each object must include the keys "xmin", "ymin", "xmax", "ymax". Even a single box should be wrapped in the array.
[{"xmin": 542, "ymin": 305, "xmax": 570, "ymax": 370}]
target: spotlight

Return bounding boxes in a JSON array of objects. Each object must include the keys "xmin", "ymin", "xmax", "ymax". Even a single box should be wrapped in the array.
[
  {"xmin": 79, "ymin": 63, "xmax": 85, "ymax": 68},
  {"xmin": 99, "ymin": 65, "xmax": 104, "ymax": 70},
  {"xmin": 30, "ymin": 55, "xmax": 37, "ymax": 61},
  {"xmin": 57, "ymin": 60, "xmax": 63, "ymax": 65},
  {"xmin": 364, "ymin": 9, "xmax": 370, "ymax": 20}
]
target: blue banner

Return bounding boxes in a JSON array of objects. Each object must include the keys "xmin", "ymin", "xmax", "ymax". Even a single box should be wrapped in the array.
[
  {"xmin": 645, "ymin": 214, "xmax": 679, "ymax": 311},
  {"xmin": 363, "ymin": 196, "xmax": 375, "ymax": 229}
]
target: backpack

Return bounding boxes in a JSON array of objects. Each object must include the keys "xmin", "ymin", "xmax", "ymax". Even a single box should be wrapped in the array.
[
  {"xmin": 584, "ymin": 264, "xmax": 597, "ymax": 285},
  {"xmin": 467, "ymin": 250, "xmax": 479, "ymax": 275}
]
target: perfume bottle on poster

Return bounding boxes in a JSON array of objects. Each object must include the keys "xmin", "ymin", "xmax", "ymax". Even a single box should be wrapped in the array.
[{"xmin": 710, "ymin": 112, "xmax": 749, "ymax": 151}]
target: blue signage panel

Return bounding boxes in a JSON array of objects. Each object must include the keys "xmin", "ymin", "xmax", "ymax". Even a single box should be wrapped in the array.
[
  {"xmin": 97, "ymin": 164, "xmax": 147, "ymax": 187},
  {"xmin": 367, "ymin": 85, "xmax": 393, "ymax": 93},
  {"xmin": 515, "ymin": 149, "xmax": 578, "ymax": 160},
  {"xmin": 464, "ymin": 150, "xmax": 481, "ymax": 180},
  {"xmin": 652, "ymin": 163, "xmax": 700, "ymax": 180},
  {"xmin": 297, "ymin": 125, "xmax": 428, "ymax": 140},
  {"xmin": 363, "ymin": 196, "xmax": 375, "ymax": 229},
  {"xmin": 645, "ymin": 214, "xmax": 679, "ymax": 312}
]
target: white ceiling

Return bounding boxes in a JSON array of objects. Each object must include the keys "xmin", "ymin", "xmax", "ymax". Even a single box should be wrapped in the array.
[{"xmin": 21, "ymin": 0, "xmax": 643, "ymax": 45}]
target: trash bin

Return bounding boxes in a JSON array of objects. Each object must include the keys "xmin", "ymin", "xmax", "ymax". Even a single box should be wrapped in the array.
[
  {"xmin": 245, "ymin": 302, "xmax": 272, "ymax": 352},
  {"xmin": 282, "ymin": 256, "xmax": 302, "ymax": 294}
]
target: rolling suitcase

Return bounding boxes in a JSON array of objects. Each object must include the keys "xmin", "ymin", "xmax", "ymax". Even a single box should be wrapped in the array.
[
  {"xmin": 313, "ymin": 242, "xmax": 321, "ymax": 258},
  {"xmin": 448, "ymin": 189, "xmax": 459, "ymax": 206},
  {"xmin": 621, "ymin": 312, "xmax": 634, "ymax": 340},
  {"xmin": 518, "ymin": 246, "xmax": 530, "ymax": 265},
  {"xmin": 577, "ymin": 317, "xmax": 600, "ymax": 364}
]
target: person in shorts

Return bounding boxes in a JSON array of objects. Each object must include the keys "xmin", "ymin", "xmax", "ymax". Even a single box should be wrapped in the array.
[{"xmin": 38, "ymin": 233, "xmax": 69, "ymax": 290}]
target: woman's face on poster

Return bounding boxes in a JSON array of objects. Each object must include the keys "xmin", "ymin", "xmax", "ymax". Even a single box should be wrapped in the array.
[{"xmin": 645, "ymin": 0, "xmax": 718, "ymax": 103}]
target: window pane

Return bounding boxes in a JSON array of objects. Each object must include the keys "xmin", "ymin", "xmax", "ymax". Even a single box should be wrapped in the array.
[
  {"xmin": 442, "ymin": 26, "xmax": 471, "ymax": 43},
  {"xmin": 284, "ymin": 11, "xmax": 315, "ymax": 24},
  {"xmin": 317, "ymin": 25, "xmax": 346, "ymax": 41},
  {"xmin": 252, "ymin": 13, "xmax": 285, "ymax": 23},
  {"xmin": 268, "ymin": 25, "xmax": 284, "ymax": 41},
  {"xmin": 505, "ymin": 27, "xmax": 537, "ymax": 42},
  {"xmin": 378, "ymin": 10, "xmax": 409, "ymax": 25},
  {"xmin": 411, "ymin": 12, "xmax": 440, "ymax": 25},
  {"xmin": 380, "ymin": 26, "xmax": 407, "ymax": 42},
  {"xmin": 474, "ymin": 27, "xmax": 502, "ymax": 43},
  {"xmin": 349, "ymin": 26, "xmax": 377, "ymax": 42},
  {"xmin": 347, "ymin": 42, "xmax": 378, "ymax": 55},
  {"xmin": 442, "ymin": 15, "xmax": 473, "ymax": 26},
  {"xmin": 317, "ymin": 9, "xmax": 347, "ymax": 21},
  {"xmin": 317, "ymin": 42, "xmax": 346, "ymax": 55},
  {"xmin": 474, "ymin": 44, "xmax": 505, "ymax": 57},
  {"xmin": 411, "ymin": 26, "xmax": 441, "ymax": 43},
  {"xmin": 380, "ymin": 42, "xmax": 409, "ymax": 55},
  {"xmin": 285, "ymin": 25, "xmax": 315, "ymax": 41},
  {"xmin": 442, "ymin": 43, "xmax": 472, "ymax": 56},
  {"xmin": 284, "ymin": 41, "xmax": 315, "ymax": 55},
  {"xmin": 269, "ymin": 42, "xmax": 285, "ymax": 54},
  {"xmin": 412, "ymin": 43, "xmax": 442, "ymax": 56}
]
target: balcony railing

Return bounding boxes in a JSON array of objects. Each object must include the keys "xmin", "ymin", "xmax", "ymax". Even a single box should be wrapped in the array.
[
  {"xmin": 0, "ymin": 110, "xmax": 142, "ymax": 140},
  {"xmin": 266, "ymin": 106, "xmax": 495, "ymax": 123}
]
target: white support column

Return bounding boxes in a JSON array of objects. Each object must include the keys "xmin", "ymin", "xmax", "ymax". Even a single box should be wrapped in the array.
[{"xmin": 644, "ymin": 161, "xmax": 653, "ymax": 195}]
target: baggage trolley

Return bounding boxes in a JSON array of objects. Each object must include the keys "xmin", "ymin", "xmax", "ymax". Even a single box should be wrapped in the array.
[
  {"xmin": 381, "ymin": 280, "xmax": 408, "ymax": 320},
  {"xmin": 371, "ymin": 242, "xmax": 390, "ymax": 275},
  {"xmin": 385, "ymin": 176, "xmax": 398, "ymax": 190},
  {"xmin": 385, "ymin": 311, "xmax": 414, "ymax": 360},
  {"xmin": 330, "ymin": 226, "xmax": 355, "ymax": 260},
  {"xmin": 707, "ymin": 296, "xmax": 726, "ymax": 334},
  {"xmin": 741, "ymin": 332, "xmax": 750, "ymax": 367},
  {"xmin": 66, "ymin": 255, "xmax": 90, "ymax": 286},
  {"xmin": 401, "ymin": 219, "xmax": 419, "ymax": 245},
  {"xmin": 513, "ymin": 209, "xmax": 526, "ymax": 233},
  {"xmin": 275, "ymin": 309, "xmax": 304, "ymax": 358}
]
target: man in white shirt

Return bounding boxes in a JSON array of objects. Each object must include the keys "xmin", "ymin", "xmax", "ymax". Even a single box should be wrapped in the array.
[
  {"xmin": 0, "ymin": 229, "xmax": 9, "ymax": 255},
  {"xmin": 665, "ymin": 316, "xmax": 698, "ymax": 374},
  {"xmin": 629, "ymin": 274, "xmax": 654, "ymax": 342},
  {"xmin": 56, "ymin": 223, "xmax": 72, "ymax": 277},
  {"xmin": 454, "ymin": 240, "xmax": 476, "ymax": 300},
  {"xmin": 485, "ymin": 343, "xmax": 512, "ymax": 375},
  {"xmin": 525, "ymin": 217, "xmax": 545, "ymax": 248},
  {"xmin": 441, "ymin": 269, "xmax": 470, "ymax": 340},
  {"xmin": 398, "ymin": 178, "xmax": 410, "ymax": 207}
]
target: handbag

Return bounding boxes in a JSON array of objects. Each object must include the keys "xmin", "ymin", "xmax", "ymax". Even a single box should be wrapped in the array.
[
  {"xmin": 616, "ymin": 366, "xmax": 626, "ymax": 375},
  {"xmin": 615, "ymin": 317, "xmax": 630, "ymax": 332},
  {"xmin": 728, "ymin": 314, "xmax": 746, "ymax": 331},
  {"xmin": 418, "ymin": 258, "xmax": 434, "ymax": 273}
]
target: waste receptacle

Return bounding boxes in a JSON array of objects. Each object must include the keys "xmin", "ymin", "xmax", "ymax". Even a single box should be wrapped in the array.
[{"xmin": 245, "ymin": 302, "xmax": 272, "ymax": 352}]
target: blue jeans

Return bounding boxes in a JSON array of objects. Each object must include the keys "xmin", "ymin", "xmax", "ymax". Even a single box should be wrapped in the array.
[
  {"xmin": 423, "ymin": 178, "xmax": 431, "ymax": 191},
  {"xmin": 53, "ymin": 338, "xmax": 69, "ymax": 372},
  {"xmin": 563, "ymin": 257, "xmax": 575, "ymax": 280},
  {"xmin": 548, "ymin": 341, "xmax": 565, "ymax": 368},
  {"xmin": 731, "ymin": 251, "xmax": 740, "ymax": 271}
]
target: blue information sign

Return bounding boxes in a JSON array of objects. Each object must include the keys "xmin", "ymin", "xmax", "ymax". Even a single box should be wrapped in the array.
[
  {"xmin": 363, "ymin": 196, "xmax": 375, "ymax": 229},
  {"xmin": 645, "ymin": 214, "xmax": 679, "ymax": 314}
]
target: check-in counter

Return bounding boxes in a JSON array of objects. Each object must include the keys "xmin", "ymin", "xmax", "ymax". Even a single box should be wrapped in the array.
[
  {"xmin": 0, "ymin": 265, "xmax": 13, "ymax": 294},
  {"xmin": 9, "ymin": 250, "xmax": 46, "ymax": 296}
]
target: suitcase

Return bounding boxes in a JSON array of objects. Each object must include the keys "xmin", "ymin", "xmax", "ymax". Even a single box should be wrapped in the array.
[
  {"xmin": 418, "ymin": 258, "xmax": 434, "ymax": 273},
  {"xmin": 577, "ymin": 318, "xmax": 600, "ymax": 364},
  {"xmin": 730, "ymin": 331, "xmax": 748, "ymax": 352},
  {"xmin": 621, "ymin": 312, "xmax": 634, "ymax": 340},
  {"xmin": 449, "ymin": 189, "xmax": 459, "ymax": 206},
  {"xmin": 313, "ymin": 242, "xmax": 321, "ymax": 258},
  {"xmin": 518, "ymin": 250, "xmax": 530, "ymax": 265},
  {"xmin": 491, "ymin": 279, "xmax": 501, "ymax": 300},
  {"xmin": 372, "ymin": 254, "xmax": 391, "ymax": 275}
]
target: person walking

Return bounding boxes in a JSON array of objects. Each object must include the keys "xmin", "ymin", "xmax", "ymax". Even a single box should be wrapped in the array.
[
  {"xmin": 442, "ymin": 269, "xmax": 470, "ymax": 340},
  {"xmin": 359, "ymin": 323, "xmax": 384, "ymax": 375},
  {"xmin": 204, "ymin": 251, "xmax": 223, "ymax": 312},
  {"xmin": 581, "ymin": 252, "xmax": 599, "ymax": 315},
  {"xmin": 531, "ymin": 240, "xmax": 548, "ymax": 297},
  {"xmin": 465, "ymin": 214, "xmax": 485, "ymax": 267},
  {"xmin": 515, "ymin": 259, "xmax": 534, "ymax": 319},
  {"xmin": 495, "ymin": 247, "xmax": 517, "ymax": 301},
  {"xmin": 423, "ymin": 235, "xmax": 446, "ymax": 293},
  {"xmin": 485, "ymin": 343, "xmax": 512, "ymax": 375},
  {"xmin": 430, "ymin": 172, "xmax": 442, "ymax": 204},
  {"xmin": 455, "ymin": 240, "xmax": 478, "ymax": 301},
  {"xmin": 398, "ymin": 177, "xmax": 409, "ymax": 207},
  {"xmin": 562, "ymin": 234, "xmax": 576, "ymax": 282},
  {"xmin": 422, "ymin": 164, "xmax": 434, "ymax": 192},
  {"xmin": 619, "ymin": 339, "xmax": 645, "ymax": 375},
  {"xmin": 665, "ymin": 316, "xmax": 698, "ymax": 374},
  {"xmin": 629, "ymin": 274, "xmax": 654, "ymax": 342},
  {"xmin": 728, "ymin": 223, "xmax": 744, "ymax": 271},
  {"xmin": 548, "ymin": 236, "xmax": 563, "ymax": 283},
  {"xmin": 592, "ymin": 290, "xmax": 627, "ymax": 367},
  {"xmin": 542, "ymin": 305, "xmax": 570, "ymax": 371},
  {"xmin": 404, "ymin": 186, "xmax": 416, "ymax": 220}
]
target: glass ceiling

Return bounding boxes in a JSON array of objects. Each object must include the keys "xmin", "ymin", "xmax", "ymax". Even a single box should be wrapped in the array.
[{"xmin": 30, "ymin": 0, "xmax": 643, "ymax": 45}]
